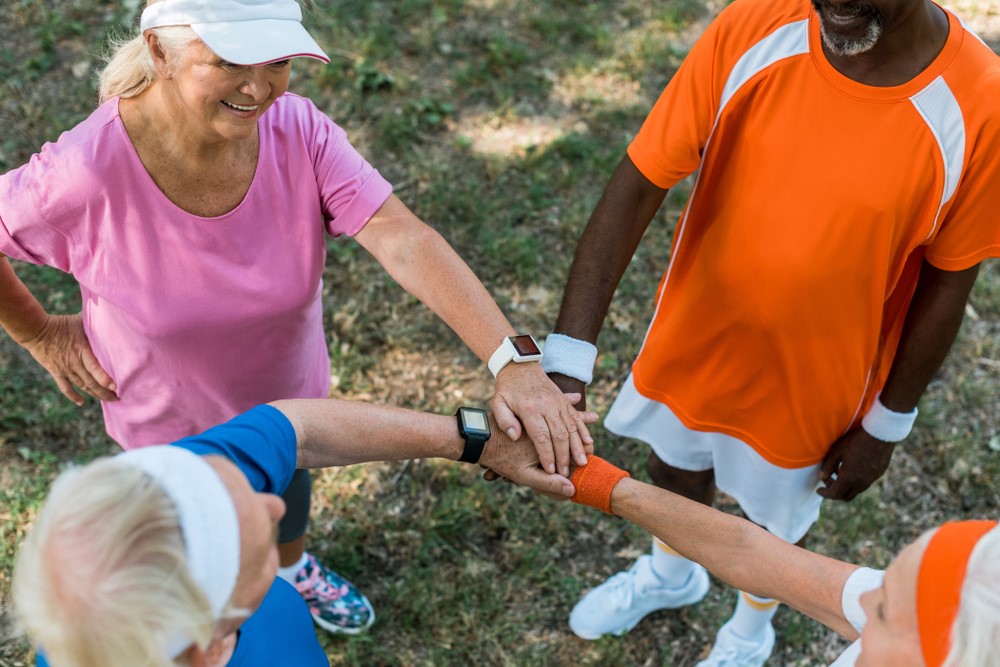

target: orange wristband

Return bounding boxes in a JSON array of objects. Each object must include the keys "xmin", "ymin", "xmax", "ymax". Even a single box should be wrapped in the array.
[{"xmin": 569, "ymin": 456, "xmax": 630, "ymax": 514}]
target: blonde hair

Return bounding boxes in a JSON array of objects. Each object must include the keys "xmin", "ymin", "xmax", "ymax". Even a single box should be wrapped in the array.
[
  {"xmin": 12, "ymin": 458, "xmax": 217, "ymax": 667},
  {"xmin": 944, "ymin": 526, "xmax": 1000, "ymax": 666},
  {"xmin": 98, "ymin": 0, "xmax": 200, "ymax": 103}
]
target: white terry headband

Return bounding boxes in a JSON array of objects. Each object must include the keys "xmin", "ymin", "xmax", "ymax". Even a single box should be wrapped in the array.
[{"xmin": 116, "ymin": 446, "xmax": 241, "ymax": 658}]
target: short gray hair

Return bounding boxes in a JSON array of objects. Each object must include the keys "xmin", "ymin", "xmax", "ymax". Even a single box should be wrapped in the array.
[
  {"xmin": 98, "ymin": 0, "xmax": 200, "ymax": 103},
  {"xmin": 12, "ymin": 457, "xmax": 216, "ymax": 667}
]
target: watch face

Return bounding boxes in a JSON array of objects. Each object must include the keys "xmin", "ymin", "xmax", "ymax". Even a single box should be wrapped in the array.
[
  {"xmin": 510, "ymin": 335, "xmax": 541, "ymax": 357},
  {"xmin": 460, "ymin": 408, "xmax": 490, "ymax": 436}
]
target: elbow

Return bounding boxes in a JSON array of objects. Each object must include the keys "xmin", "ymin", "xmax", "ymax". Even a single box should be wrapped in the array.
[
  {"xmin": 379, "ymin": 221, "xmax": 448, "ymax": 274},
  {"xmin": 726, "ymin": 520, "xmax": 779, "ymax": 596}
]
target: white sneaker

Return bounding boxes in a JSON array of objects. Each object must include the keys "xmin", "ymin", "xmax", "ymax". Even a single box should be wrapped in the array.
[
  {"xmin": 695, "ymin": 620, "xmax": 776, "ymax": 666},
  {"xmin": 569, "ymin": 554, "xmax": 710, "ymax": 639}
]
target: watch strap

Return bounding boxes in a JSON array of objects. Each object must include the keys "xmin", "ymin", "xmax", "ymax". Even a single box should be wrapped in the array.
[
  {"xmin": 456, "ymin": 408, "xmax": 490, "ymax": 464},
  {"xmin": 458, "ymin": 436, "xmax": 487, "ymax": 464},
  {"xmin": 487, "ymin": 338, "xmax": 515, "ymax": 378},
  {"xmin": 487, "ymin": 335, "xmax": 542, "ymax": 378}
]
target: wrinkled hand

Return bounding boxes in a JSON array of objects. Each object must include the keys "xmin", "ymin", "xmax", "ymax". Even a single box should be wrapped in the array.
[
  {"xmin": 491, "ymin": 363, "xmax": 593, "ymax": 478},
  {"xmin": 479, "ymin": 411, "xmax": 598, "ymax": 499},
  {"xmin": 817, "ymin": 427, "xmax": 895, "ymax": 502},
  {"xmin": 547, "ymin": 372, "xmax": 587, "ymax": 412},
  {"xmin": 21, "ymin": 314, "xmax": 118, "ymax": 406}
]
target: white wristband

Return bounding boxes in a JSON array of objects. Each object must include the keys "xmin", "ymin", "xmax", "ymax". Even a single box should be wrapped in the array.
[
  {"xmin": 539, "ymin": 334, "xmax": 598, "ymax": 385},
  {"xmin": 861, "ymin": 393, "xmax": 917, "ymax": 442},
  {"xmin": 841, "ymin": 567, "xmax": 885, "ymax": 634}
]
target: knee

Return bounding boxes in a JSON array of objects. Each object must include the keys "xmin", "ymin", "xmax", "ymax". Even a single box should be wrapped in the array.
[{"xmin": 646, "ymin": 452, "xmax": 714, "ymax": 503}]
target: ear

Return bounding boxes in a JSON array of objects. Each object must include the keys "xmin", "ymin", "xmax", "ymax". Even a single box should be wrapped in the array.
[
  {"xmin": 144, "ymin": 32, "xmax": 172, "ymax": 78},
  {"xmin": 184, "ymin": 644, "xmax": 209, "ymax": 667},
  {"xmin": 185, "ymin": 646, "xmax": 206, "ymax": 667},
  {"xmin": 185, "ymin": 637, "xmax": 226, "ymax": 667}
]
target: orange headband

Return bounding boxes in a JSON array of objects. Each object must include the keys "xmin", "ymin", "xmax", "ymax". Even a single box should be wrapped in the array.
[
  {"xmin": 569, "ymin": 456, "xmax": 630, "ymax": 514},
  {"xmin": 916, "ymin": 520, "xmax": 997, "ymax": 667}
]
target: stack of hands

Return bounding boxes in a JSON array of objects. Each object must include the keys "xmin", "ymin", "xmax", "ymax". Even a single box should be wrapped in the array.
[{"xmin": 476, "ymin": 395, "xmax": 600, "ymax": 501}]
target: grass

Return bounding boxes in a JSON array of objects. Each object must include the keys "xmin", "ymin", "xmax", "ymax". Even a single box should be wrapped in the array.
[{"xmin": 1, "ymin": 1, "xmax": 998, "ymax": 666}]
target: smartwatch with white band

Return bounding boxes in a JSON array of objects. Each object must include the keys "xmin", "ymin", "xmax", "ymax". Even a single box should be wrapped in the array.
[{"xmin": 487, "ymin": 335, "xmax": 543, "ymax": 378}]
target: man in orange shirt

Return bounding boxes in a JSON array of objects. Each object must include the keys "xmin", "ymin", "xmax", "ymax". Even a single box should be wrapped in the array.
[{"xmin": 542, "ymin": 0, "xmax": 1000, "ymax": 664}]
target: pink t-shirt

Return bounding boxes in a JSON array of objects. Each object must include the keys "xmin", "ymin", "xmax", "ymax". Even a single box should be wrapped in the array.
[{"xmin": 0, "ymin": 93, "xmax": 393, "ymax": 447}]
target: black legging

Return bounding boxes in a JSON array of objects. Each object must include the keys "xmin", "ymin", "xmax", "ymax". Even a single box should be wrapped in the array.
[{"xmin": 278, "ymin": 468, "xmax": 312, "ymax": 543}]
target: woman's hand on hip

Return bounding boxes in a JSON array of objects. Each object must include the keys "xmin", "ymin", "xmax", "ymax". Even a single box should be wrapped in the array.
[{"xmin": 21, "ymin": 313, "xmax": 118, "ymax": 406}]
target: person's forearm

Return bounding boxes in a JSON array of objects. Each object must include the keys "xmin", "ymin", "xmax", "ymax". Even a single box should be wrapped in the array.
[
  {"xmin": 383, "ymin": 225, "xmax": 514, "ymax": 363},
  {"xmin": 0, "ymin": 254, "xmax": 49, "ymax": 344},
  {"xmin": 610, "ymin": 477, "xmax": 859, "ymax": 638},
  {"xmin": 553, "ymin": 156, "xmax": 667, "ymax": 342},
  {"xmin": 272, "ymin": 398, "xmax": 578, "ymax": 499},
  {"xmin": 356, "ymin": 196, "xmax": 514, "ymax": 362},
  {"xmin": 611, "ymin": 478, "xmax": 797, "ymax": 598},
  {"xmin": 271, "ymin": 398, "xmax": 464, "ymax": 469},
  {"xmin": 878, "ymin": 260, "xmax": 980, "ymax": 412}
]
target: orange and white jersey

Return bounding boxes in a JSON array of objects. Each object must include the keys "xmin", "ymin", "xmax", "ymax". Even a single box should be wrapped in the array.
[{"xmin": 627, "ymin": 0, "xmax": 1000, "ymax": 467}]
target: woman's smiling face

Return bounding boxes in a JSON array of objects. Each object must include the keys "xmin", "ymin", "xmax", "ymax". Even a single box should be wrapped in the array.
[{"xmin": 155, "ymin": 37, "xmax": 291, "ymax": 145}]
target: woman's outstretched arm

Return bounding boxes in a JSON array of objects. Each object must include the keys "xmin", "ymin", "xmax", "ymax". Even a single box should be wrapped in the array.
[{"xmin": 609, "ymin": 476, "xmax": 860, "ymax": 639}]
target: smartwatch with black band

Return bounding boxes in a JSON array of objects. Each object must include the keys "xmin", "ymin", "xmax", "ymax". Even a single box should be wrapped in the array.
[{"xmin": 456, "ymin": 407, "xmax": 491, "ymax": 464}]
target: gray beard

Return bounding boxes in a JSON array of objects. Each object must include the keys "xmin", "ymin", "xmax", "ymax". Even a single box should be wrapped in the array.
[{"xmin": 818, "ymin": 18, "xmax": 883, "ymax": 56}]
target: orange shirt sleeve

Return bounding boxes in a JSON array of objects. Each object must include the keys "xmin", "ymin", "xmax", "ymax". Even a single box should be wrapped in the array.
[
  {"xmin": 626, "ymin": 0, "xmax": 807, "ymax": 190},
  {"xmin": 626, "ymin": 10, "xmax": 728, "ymax": 189},
  {"xmin": 925, "ymin": 68, "xmax": 1000, "ymax": 271}
]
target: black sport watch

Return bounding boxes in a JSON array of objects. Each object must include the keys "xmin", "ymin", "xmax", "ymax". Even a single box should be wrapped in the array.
[{"xmin": 456, "ymin": 407, "xmax": 491, "ymax": 464}]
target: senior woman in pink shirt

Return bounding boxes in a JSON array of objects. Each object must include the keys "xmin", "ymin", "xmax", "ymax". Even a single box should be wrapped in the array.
[{"xmin": 0, "ymin": 0, "xmax": 591, "ymax": 635}]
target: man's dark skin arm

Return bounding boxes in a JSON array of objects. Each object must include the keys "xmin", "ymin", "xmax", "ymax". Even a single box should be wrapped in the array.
[
  {"xmin": 548, "ymin": 155, "xmax": 668, "ymax": 408},
  {"xmin": 819, "ymin": 259, "xmax": 981, "ymax": 501}
]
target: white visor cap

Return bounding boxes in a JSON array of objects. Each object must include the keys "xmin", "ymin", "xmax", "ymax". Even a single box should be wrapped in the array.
[{"xmin": 140, "ymin": 0, "xmax": 330, "ymax": 66}]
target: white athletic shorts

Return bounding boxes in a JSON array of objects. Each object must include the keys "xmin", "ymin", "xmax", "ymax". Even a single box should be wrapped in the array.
[{"xmin": 604, "ymin": 373, "xmax": 824, "ymax": 544}]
